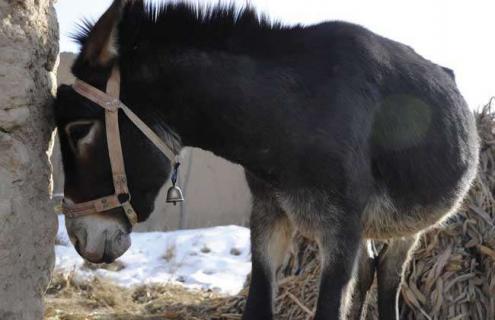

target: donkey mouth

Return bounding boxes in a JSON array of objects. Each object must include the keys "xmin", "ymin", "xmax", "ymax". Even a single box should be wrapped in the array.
[
  {"xmin": 76, "ymin": 245, "xmax": 117, "ymax": 264},
  {"xmin": 73, "ymin": 236, "xmax": 123, "ymax": 264}
]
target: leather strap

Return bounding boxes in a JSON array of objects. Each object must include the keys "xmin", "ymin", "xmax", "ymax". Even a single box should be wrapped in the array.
[
  {"xmin": 63, "ymin": 194, "xmax": 122, "ymax": 217},
  {"xmin": 73, "ymin": 79, "xmax": 120, "ymax": 111},
  {"xmin": 73, "ymin": 70, "xmax": 177, "ymax": 161},
  {"xmin": 63, "ymin": 66, "xmax": 177, "ymax": 227}
]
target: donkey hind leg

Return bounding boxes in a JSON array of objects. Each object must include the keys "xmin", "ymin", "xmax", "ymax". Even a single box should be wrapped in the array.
[
  {"xmin": 242, "ymin": 195, "xmax": 293, "ymax": 320},
  {"xmin": 344, "ymin": 241, "xmax": 376, "ymax": 320},
  {"xmin": 376, "ymin": 235, "xmax": 419, "ymax": 320},
  {"xmin": 314, "ymin": 208, "xmax": 361, "ymax": 320}
]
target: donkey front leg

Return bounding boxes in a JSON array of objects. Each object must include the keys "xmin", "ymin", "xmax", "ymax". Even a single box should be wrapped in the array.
[
  {"xmin": 376, "ymin": 235, "xmax": 419, "ymax": 320},
  {"xmin": 314, "ymin": 209, "xmax": 362, "ymax": 320},
  {"xmin": 243, "ymin": 195, "xmax": 293, "ymax": 320}
]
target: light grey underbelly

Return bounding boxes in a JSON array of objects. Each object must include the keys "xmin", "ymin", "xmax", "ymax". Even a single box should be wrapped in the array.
[
  {"xmin": 275, "ymin": 184, "xmax": 469, "ymax": 242},
  {"xmin": 362, "ymin": 163, "xmax": 477, "ymax": 240},
  {"xmin": 360, "ymin": 192, "xmax": 459, "ymax": 240}
]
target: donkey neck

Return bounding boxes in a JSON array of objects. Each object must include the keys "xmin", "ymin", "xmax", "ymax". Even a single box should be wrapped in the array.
[{"xmin": 121, "ymin": 49, "xmax": 301, "ymax": 181}]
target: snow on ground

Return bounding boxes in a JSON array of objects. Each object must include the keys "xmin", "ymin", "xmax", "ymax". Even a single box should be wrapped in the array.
[{"xmin": 55, "ymin": 215, "xmax": 251, "ymax": 295}]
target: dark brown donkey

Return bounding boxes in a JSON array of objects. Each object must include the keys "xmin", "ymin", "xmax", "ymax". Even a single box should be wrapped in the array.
[{"xmin": 53, "ymin": 1, "xmax": 480, "ymax": 319}]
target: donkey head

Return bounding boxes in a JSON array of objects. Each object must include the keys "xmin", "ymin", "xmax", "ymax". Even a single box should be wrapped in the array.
[{"xmin": 54, "ymin": 0, "xmax": 176, "ymax": 263}]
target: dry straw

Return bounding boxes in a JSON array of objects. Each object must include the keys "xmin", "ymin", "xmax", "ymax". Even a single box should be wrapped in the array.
[{"xmin": 45, "ymin": 99, "xmax": 495, "ymax": 319}]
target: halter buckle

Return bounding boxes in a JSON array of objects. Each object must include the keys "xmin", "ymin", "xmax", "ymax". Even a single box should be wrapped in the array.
[{"xmin": 117, "ymin": 193, "xmax": 131, "ymax": 204}]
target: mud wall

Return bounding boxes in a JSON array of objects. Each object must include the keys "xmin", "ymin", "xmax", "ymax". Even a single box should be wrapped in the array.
[{"xmin": 0, "ymin": 1, "xmax": 58, "ymax": 319}]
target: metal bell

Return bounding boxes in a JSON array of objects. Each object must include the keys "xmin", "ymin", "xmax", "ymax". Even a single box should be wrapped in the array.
[
  {"xmin": 166, "ymin": 161, "xmax": 184, "ymax": 205},
  {"xmin": 166, "ymin": 185, "xmax": 184, "ymax": 205}
]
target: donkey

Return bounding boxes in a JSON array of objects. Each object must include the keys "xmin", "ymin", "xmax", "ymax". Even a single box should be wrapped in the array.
[{"xmin": 53, "ymin": 1, "xmax": 480, "ymax": 319}]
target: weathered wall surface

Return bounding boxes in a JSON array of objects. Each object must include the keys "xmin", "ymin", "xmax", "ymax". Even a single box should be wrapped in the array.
[
  {"xmin": 0, "ymin": 1, "xmax": 58, "ymax": 319},
  {"xmin": 55, "ymin": 53, "xmax": 252, "ymax": 231}
]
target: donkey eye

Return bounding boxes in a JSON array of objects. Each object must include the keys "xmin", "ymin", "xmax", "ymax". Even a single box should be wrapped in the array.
[
  {"xmin": 65, "ymin": 120, "xmax": 98, "ymax": 154},
  {"xmin": 66, "ymin": 121, "xmax": 94, "ymax": 142},
  {"xmin": 68, "ymin": 123, "xmax": 92, "ymax": 142}
]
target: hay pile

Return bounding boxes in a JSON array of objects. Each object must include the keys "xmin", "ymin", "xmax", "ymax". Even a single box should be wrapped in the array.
[{"xmin": 45, "ymin": 100, "xmax": 495, "ymax": 319}]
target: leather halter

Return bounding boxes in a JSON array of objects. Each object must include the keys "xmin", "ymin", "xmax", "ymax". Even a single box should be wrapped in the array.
[{"xmin": 62, "ymin": 66, "xmax": 178, "ymax": 227}]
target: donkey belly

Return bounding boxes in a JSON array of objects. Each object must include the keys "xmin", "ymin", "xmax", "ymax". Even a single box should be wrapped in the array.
[
  {"xmin": 361, "ymin": 192, "xmax": 455, "ymax": 240},
  {"xmin": 360, "ymin": 155, "xmax": 480, "ymax": 241},
  {"xmin": 363, "ymin": 119, "xmax": 479, "ymax": 239},
  {"xmin": 362, "ymin": 142, "xmax": 478, "ymax": 239}
]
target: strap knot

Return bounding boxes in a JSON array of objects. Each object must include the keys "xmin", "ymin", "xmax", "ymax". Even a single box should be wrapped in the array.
[{"xmin": 105, "ymin": 99, "xmax": 120, "ymax": 111}]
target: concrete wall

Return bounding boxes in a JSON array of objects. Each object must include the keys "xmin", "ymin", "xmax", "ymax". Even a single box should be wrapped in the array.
[
  {"xmin": 0, "ymin": 1, "xmax": 58, "ymax": 319},
  {"xmin": 54, "ymin": 53, "xmax": 252, "ymax": 231}
]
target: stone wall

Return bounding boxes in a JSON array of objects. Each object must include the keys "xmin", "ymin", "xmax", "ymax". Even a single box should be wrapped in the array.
[{"xmin": 0, "ymin": 1, "xmax": 58, "ymax": 319}]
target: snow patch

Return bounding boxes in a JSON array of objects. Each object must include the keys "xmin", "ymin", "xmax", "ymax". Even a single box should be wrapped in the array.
[{"xmin": 55, "ymin": 215, "xmax": 251, "ymax": 295}]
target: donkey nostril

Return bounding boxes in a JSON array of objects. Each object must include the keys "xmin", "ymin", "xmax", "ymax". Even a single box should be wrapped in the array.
[
  {"xmin": 102, "ymin": 239, "xmax": 115, "ymax": 263},
  {"xmin": 70, "ymin": 228, "xmax": 87, "ymax": 256},
  {"xmin": 73, "ymin": 238, "xmax": 81, "ymax": 255},
  {"xmin": 102, "ymin": 250, "xmax": 114, "ymax": 263},
  {"xmin": 81, "ymin": 228, "xmax": 88, "ymax": 247}
]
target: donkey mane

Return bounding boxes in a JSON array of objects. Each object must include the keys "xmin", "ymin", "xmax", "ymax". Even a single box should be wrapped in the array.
[{"xmin": 73, "ymin": 1, "xmax": 293, "ymax": 55}]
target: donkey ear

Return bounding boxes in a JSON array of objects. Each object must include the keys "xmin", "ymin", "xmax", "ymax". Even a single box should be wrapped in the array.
[{"xmin": 81, "ymin": 0, "xmax": 126, "ymax": 66}]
